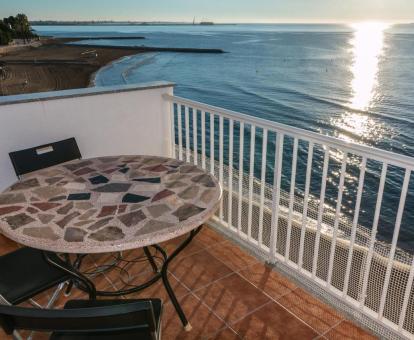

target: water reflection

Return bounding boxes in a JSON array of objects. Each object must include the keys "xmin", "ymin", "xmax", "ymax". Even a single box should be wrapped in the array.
[{"xmin": 332, "ymin": 22, "xmax": 389, "ymax": 145}]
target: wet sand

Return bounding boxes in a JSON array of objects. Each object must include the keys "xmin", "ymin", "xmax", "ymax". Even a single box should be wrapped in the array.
[{"xmin": 0, "ymin": 39, "xmax": 141, "ymax": 96}]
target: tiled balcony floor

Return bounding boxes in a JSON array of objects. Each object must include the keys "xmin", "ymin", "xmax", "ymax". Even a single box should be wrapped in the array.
[{"xmin": 0, "ymin": 227, "xmax": 377, "ymax": 339}]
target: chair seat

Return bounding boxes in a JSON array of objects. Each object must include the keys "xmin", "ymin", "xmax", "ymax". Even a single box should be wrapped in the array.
[
  {"xmin": 0, "ymin": 247, "xmax": 71, "ymax": 305},
  {"xmin": 50, "ymin": 299, "xmax": 162, "ymax": 340}
]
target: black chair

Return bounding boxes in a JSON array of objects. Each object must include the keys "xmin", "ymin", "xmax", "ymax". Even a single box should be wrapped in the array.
[
  {"xmin": 0, "ymin": 138, "xmax": 82, "ymax": 307},
  {"xmin": 9, "ymin": 137, "xmax": 81, "ymax": 179},
  {"xmin": 0, "ymin": 248, "xmax": 72, "ymax": 306},
  {"xmin": 0, "ymin": 299, "xmax": 163, "ymax": 340}
]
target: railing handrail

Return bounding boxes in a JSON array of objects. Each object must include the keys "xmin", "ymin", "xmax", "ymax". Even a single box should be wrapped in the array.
[{"xmin": 164, "ymin": 94, "xmax": 414, "ymax": 170}]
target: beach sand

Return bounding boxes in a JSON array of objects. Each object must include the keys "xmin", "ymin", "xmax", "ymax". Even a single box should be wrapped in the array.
[{"xmin": 0, "ymin": 39, "xmax": 141, "ymax": 96}]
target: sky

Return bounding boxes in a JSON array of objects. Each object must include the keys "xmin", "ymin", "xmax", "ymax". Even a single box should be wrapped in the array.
[{"xmin": 1, "ymin": 0, "xmax": 413, "ymax": 23}]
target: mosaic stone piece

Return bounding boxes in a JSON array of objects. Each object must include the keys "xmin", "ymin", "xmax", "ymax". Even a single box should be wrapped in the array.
[
  {"xmin": 97, "ymin": 206, "xmax": 117, "ymax": 217},
  {"xmin": 24, "ymin": 226, "xmax": 59, "ymax": 240},
  {"xmin": 56, "ymin": 212, "xmax": 80, "ymax": 228},
  {"xmin": 79, "ymin": 209, "xmax": 97, "ymax": 220},
  {"xmin": 57, "ymin": 202, "xmax": 74, "ymax": 215},
  {"xmin": 0, "ymin": 193, "xmax": 26, "ymax": 205},
  {"xmin": 122, "ymin": 193, "xmax": 150, "ymax": 204},
  {"xmin": 119, "ymin": 167, "xmax": 129, "ymax": 174},
  {"xmin": 33, "ymin": 186, "xmax": 66, "ymax": 200},
  {"xmin": 64, "ymin": 227, "xmax": 87, "ymax": 242},
  {"xmin": 133, "ymin": 177, "xmax": 161, "ymax": 184},
  {"xmin": 138, "ymin": 220, "xmax": 174, "ymax": 235},
  {"xmin": 89, "ymin": 226, "xmax": 125, "ymax": 241},
  {"xmin": 45, "ymin": 177, "xmax": 64, "ymax": 185},
  {"xmin": 200, "ymin": 190, "xmax": 217, "ymax": 204},
  {"xmin": 32, "ymin": 202, "xmax": 60, "ymax": 211},
  {"xmin": 3, "ymin": 213, "xmax": 35, "ymax": 229},
  {"xmin": 143, "ymin": 164, "xmax": 168, "ymax": 172},
  {"xmin": 0, "ymin": 206, "xmax": 22, "ymax": 216},
  {"xmin": 147, "ymin": 204, "xmax": 171, "ymax": 218},
  {"xmin": 165, "ymin": 180, "xmax": 187, "ymax": 189},
  {"xmin": 173, "ymin": 204, "xmax": 205, "ymax": 222},
  {"xmin": 75, "ymin": 202, "xmax": 93, "ymax": 210},
  {"xmin": 89, "ymin": 175, "xmax": 109, "ymax": 185},
  {"xmin": 38, "ymin": 214, "xmax": 55, "ymax": 224},
  {"xmin": 117, "ymin": 205, "xmax": 127, "ymax": 214},
  {"xmin": 152, "ymin": 189, "xmax": 174, "ymax": 202},
  {"xmin": 88, "ymin": 217, "xmax": 112, "ymax": 231},
  {"xmin": 67, "ymin": 193, "xmax": 91, "ymax": 201},
  {"xmin": 73, "ymin": 167, "xmax": 96, "ymax": 176},
  {"xmin": 191, "ymin": 174, "xmax": 216, "ymax": 187},
  {"xmin": 49, "ymin": 195, "xmax": 67, "ymax": 202},
  {"xmin": 63, "ymin": 160, "xmax": 93, "ymax": 171},
  {"xmin": 26, "ymin": 207, "xmax": 38, "ymax": 214},
  {"xmin": 93, "ymin": 183, "xmax": 132, "ymax": 193},
  {"xmin": 178, "ymin": 186, "xmax": 199, "ymax": 200},
  {"xmin": 10, "ymin": 178, "xmax": 40, "ymax": 191},
  {"xmin": 118, "ymin": 210, "xmax": 146, "ymax": 227},
  {"xmin": 179, "ymin": 165, "xmax": 204, "ymax": 174}
]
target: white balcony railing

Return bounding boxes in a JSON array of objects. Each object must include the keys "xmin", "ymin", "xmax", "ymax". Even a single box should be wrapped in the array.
[{"xmin": 164, "ymin": 94, "xmax": 414, "ymax": 340}]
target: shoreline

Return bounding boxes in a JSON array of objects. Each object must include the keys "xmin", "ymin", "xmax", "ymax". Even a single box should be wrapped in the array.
[
  {"xmin": 0, "ymin": 38, "xmax": 143, "ymax": 96},
  {"xmin": 0, "ymin": 37, "xmax": 224, "ymax": 96}
]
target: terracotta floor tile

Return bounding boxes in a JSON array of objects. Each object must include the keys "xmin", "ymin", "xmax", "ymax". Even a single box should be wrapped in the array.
[
  {"xmin": 160, "ymin": 234, "xmax": 205, "ymax": 258},
  {"xmin": 123, "ymin": 271, "xmax": 190, "ymax": 302},
  {"xmin": 162, "ymin": 293, "xmax": 226, "ymax": 339},
  {"xmin": 325, "ymin": 320, "xmax": 377, "ymax": 340},
  {"xmin": 194, "ymin": 273, "xmax": 270, "ymax": 323},
  {"xmin": 195, "ymin": 226, "xmax": 227, "ymax": 247},
  {"xmin": 277, "ymin": 288, "xmax": 343, "ymax": 334},
  {"xmin": 0, "ymin": 328, "xmax": 11, "ymax": 339},
  {"xmin": 207, "ymin": 240, "xmax": 260, "ymax": 272},
  {"xmin": 239, "ymin": 263, "xmax": 297, "ymax": 300},
  {"xmin": 169, "ymin": 250, "xmax": 233, "ymax": 291},
  {"xmin": 209, "ymin": 327, "xmax": 242, "ymax": 339},
  {"xmin": 231, "ymin": 301, "xmax": 318, "ymax": 339}
]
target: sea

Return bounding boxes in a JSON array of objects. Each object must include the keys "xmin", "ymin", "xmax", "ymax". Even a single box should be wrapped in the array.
[{"xmin": 33, "ymin": 24, "xmax": 414, "ymax": 252}]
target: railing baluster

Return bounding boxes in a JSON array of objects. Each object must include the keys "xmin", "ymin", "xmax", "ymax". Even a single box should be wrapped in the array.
[
  {"xmin": 326, "ymin": 151, "xmax": 347, "ymax": 287},
  {"xmin": 312, "ymin": 147, "xmax": 330, "ymax": 278},
  {"xmin": 228, "ymin": 119, "xmax": 234, "ymax": 228},
  {"xmin": 378, "ymin": 169, "xmax": 411, "ymax": 320},
  {"xmin": 247, "ymin": 125, "xmax": 256, "ymax": 241},
  {"xmin": 185, "ymin": 106, "xmax": 190, "ymax": 162},
  {"xmin": 258, "ymin": 129, "xmax": 268, "ymax": 247},
  {"xmin": 177, "ymin": 104, "xmax": 183, "ymax": 161},
  {"xmin": 298, "ymin": 142, "xmax": 314, "ymax": 270},
  {"xmin": 219, "ymin": 116, "xmax": 224, "ymax": 222},
  {"xmin": 360, "ymin": 163, "xmax": 388, "ymax": 307},
  {"xmin": 285, "ymin": 137, "xmax": 298, "ymax": 261},
  {"xmin": 210, "ymin": 113, "xmax": 215, "ymax": 175},
  {"xmin": 270, "ymin": 133, "xmax": 284, "ymax": 260},
  {"xmin": 342, "ymin": 157, "xmax": 367, "ymax": 297},
  {"xmin": 193, "ymin": 108, "xmax": 198, "ymax": 165},
  {"xmin": 237, "ymin": 122, "xmax": 244, "ymax": 236},
  {"xmin": 170, "ymin": 102, "xmax": 176, "ymax": 159},
  {"xmin": 201, "ymin": 111, "xmax": 206, "ymax": 169}
]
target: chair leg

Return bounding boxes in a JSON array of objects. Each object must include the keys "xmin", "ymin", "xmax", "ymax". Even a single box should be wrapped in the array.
[{"xmin": 46, "ymin": 282, "xmax": 66, "ymax": 308}]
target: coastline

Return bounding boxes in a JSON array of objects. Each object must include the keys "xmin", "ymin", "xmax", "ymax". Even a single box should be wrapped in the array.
[{"xmin": 0, "ymin": 38, "xmax": 142, "ymax": 96}]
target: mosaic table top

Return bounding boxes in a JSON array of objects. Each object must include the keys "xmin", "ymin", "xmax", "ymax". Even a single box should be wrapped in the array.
[{"xmin": 0, "ymin": 155, "xmax": 221, "ymax": 253}]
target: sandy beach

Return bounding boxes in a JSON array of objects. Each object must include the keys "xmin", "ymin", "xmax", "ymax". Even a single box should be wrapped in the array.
[{"xmin": 0, "ymin": 38, "xmax": 142, "ymax": 96}]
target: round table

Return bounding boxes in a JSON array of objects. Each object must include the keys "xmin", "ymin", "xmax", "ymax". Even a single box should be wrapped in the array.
[{"xmin": 0, "ymin": 155, "xmax": 222, "ymax": 330}]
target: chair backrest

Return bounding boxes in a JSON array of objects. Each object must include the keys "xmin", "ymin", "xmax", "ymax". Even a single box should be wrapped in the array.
[
  {"xmin": 9, "ymin": 137, "xmax": 81, "ymax": 178},
  {"xmin": 0, "ymin": 300, "xmax": 160, "ymax": 338}
]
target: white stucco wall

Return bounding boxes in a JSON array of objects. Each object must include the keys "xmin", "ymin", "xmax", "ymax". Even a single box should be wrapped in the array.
[{"xmin": 0, "ymin": 82, "xmax": 174, "ymax": 190}]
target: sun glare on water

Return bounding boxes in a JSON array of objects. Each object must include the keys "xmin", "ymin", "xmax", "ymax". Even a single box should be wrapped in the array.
[{"xmin": 331, "ymin": 22, "xmax": 391, "ymax": 145}]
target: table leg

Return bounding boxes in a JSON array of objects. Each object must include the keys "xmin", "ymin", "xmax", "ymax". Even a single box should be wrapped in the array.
[
  {"xmin": 144, "ymin": 246, "xmax": 159, "ymax": 273},
  {"xmin": 160, "ymin": 225, "xmax": 203, "ymax": 331}
]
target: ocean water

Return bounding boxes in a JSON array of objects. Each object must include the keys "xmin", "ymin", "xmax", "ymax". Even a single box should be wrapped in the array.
[{"xmin": 34, "ymin": 24, "xmax": 414, "ymax": 251}]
